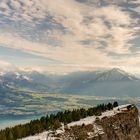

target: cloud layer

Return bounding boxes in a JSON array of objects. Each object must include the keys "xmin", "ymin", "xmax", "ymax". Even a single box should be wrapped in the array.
[{"xmin": 0, "ymin": 0, "xmax": 140, "ymax": 73}]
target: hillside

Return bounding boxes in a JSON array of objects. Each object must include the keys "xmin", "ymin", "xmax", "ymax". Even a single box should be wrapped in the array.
[
  {"xmin": 22, "ymin": 104, "xmax": 140, "ymax": 140},
  {"xmin": 0, "ymin": 102, "xmax": 119, "ymax": 140}
]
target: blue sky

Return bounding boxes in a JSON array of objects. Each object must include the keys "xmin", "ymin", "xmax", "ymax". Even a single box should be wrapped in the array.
[{"xmin": 0, "ymin": 0, "xmax": 140, "ymax": 73}]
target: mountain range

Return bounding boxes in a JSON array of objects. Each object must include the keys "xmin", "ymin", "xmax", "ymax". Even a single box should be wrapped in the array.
[{"xmin": 0, "ymin": 68, "xmax": 140, "ymax": 97}]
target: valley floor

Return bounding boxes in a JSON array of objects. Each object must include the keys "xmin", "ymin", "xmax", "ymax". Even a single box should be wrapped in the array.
[{"xmin": 0, "ymin": 91, "xmax": 140, "ymax": 130}]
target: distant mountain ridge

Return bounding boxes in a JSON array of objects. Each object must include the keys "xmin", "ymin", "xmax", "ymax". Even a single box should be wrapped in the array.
[
  {"xmin": 0, "ymin": 68, "xmax": 140, "ymax": 97},
  {"xmin": 93, "ymin": 68, "xmax": 139, "ymax": 82},
  {"xmin": 62, "ymin": 68, "xmax": 139, "ymax": 83}
]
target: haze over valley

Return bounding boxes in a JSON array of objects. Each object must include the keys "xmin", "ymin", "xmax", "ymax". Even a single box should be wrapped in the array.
[{"xmin": 0, "ymin": 68, "xmax": 140, "ymax": 129}]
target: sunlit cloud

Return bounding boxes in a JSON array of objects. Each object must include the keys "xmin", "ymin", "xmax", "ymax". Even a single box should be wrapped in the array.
[
  {"xmin": 0, "ymin": 59, "xmax": 15, "ymax": 71},
  {"xmin": 0, "ymin": 0, "xmax": 140, "ymax": 73}
]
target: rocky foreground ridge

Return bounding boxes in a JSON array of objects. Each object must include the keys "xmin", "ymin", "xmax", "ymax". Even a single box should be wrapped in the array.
[{"xmin": 22, "ymin": 104, "xmax": 140, "ymax": 140}]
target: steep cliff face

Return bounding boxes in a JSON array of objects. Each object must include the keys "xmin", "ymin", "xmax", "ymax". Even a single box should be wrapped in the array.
[
  {"xmin": 92, "ymin": 105, "xmax": 140, "ymax": 140},
  {"xmin": 22, "ymin": 104, "xmax": 140, "ymax": 140},
  {"xmin": 58, "ymin": 105, "xmax": 140, "ymax": 140}
]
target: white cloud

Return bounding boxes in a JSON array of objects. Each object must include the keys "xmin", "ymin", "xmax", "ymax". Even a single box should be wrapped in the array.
[
  {"xmin": 0, "ymin": 0, "xmax": 46, "ymax": 23},
  {"xmin": 0, "ymin": 0, "xmax": 140, "ymax": 73},
  {"xmin": 0, "ymin": 32, "xmax": 110, "ymax": 65},
  {"xmin": 0, "ymin": 60, "xmax": 14, "ymax": 71},
  {"xmin": 40, "ymin": 1, "xmax": 137, "ymax": 53}
]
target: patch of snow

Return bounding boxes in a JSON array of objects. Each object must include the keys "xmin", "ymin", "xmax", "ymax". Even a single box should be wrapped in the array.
[
  {"xmin": 21, "ymin": 124, "xmax": 65, "ymax": 140},
  {"xmin": 22, "ymin": 75, "xmax": 31, "ymax": 81},
  {"xmin": 56, "ymin": 129, "xmax": 63, "ymax": 135},
  {"xmin": 56, "ymin": 123, "xmax": 65, "ymax": 135},
  {"xmin": 100, "ymin": 104, "xmax": 131, "ymax": 119},
  {"xmin": 68, "ymin": 116, "xmax": 96, "ymax": 128},
  {"xmin": 93, "ymin": 124, "xmax": 104, "ymax": 136},
  {"xmin": 21, "ymin": 131, "xmax": 53, "ymax": 140},
  {"xmin": 0, "ymin": 72, "xmax": 5, "ymax": 76},
  {"xmin": 15, "ymin": 72, "xmax": 21, "ymax": 79}
]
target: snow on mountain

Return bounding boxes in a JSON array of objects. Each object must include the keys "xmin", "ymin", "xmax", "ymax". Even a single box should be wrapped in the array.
[
  {"xmin": 0, "ymin": 68, "xmax": 138, "ymax": 84},
  {"xmin": 0, "ymin": 68, "xmax": 139, "ymax": 95},
  {"xmin": 52, "ymin": 68, "xmax": 140, "ymax": 96},
  {"xmin": 67, "ymin": 104, "xmax": 130, "ymax": 128},
  {"xmin": 0, "ymin": 72, "xmax": 5, "ymax": 76},
  {"xmin": 21, "ymin": 104, "xmax": 132, "ymax": 140},
  {"xmin": 95, "ymin": 68, "xmax": 139, "ymax": 82}
]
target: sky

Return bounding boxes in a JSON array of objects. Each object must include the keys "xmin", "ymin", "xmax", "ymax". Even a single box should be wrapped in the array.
[{"xmin": 0, "ymin": 0, "xmax": 140, "ymax": 73}]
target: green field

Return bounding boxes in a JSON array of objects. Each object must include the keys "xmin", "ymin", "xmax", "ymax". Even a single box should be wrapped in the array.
[{"xmin": 0, "ymin": 88, "xmax": 139, "ymax": 130}]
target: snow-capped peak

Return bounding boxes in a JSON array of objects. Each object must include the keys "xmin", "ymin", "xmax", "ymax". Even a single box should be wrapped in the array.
[{"xmin": 96, "ymin": 68, "xmax": 139, "ymax": 82}]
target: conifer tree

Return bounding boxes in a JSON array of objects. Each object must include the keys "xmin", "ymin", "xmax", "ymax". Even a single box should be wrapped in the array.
[
  {"xmin": 113, "ymin": 101, "xmax": 118, "ymax": 107},
  {"xmin": 7, "ymin": 130, "xmax": 14, "ymax": 140}
]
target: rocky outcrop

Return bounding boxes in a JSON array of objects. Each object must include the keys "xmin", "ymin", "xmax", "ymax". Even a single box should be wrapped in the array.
[
  {"xmin": 22, "ymin": 104, "xmax": 140, "ymax": 140},
  {"xmin": 57, "ymin": 105, "xmax": 140, "ymax": 140},
  {"xmin": 92, "ymin": 105, "xmax": 140, "ymax": 140}
]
